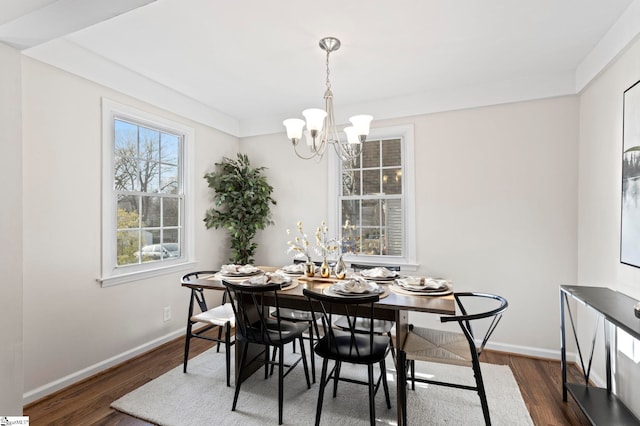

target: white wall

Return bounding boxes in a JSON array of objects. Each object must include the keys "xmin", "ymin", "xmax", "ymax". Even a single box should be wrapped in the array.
[
  {"xmin": 578, "ymin": 34, "xmax": 640, "ymax": 414},
  {"xmin": 20, "ymin": 57, "xmax": 239, "ymax": 401},
  {"xmin": 243, "ymin": 96, "xmax": 579, "ymax": 356},
  {"xmin": 0, "ymin": 42, "xmax": 24, "ymax": 415}
]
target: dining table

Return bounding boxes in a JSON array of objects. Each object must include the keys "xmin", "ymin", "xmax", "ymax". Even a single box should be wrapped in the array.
[{"xmin": 181, "ymin": 266, "xmax": 456, "ymax": 425}]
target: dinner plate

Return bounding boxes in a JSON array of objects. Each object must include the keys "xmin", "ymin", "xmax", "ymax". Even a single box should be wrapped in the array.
[
  {"xmin": 220, "ymin": 270, "xmax": 262, "ymax": 278},
  {"xmin": 390, "ymin": 283, "xmax": 453, "ymax": 296},
  {"xmin": 359, "ymin": 275, "xmax": 398, "ymax": 282},
  {"xmin": 396, "ymin": 282, "xmax": 448, "ymax": 292}
]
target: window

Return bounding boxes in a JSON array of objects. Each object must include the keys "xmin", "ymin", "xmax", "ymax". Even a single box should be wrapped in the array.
[
  {"xmin": 100, "ymin": 99, "xmax": 194, "ymax": 286},
  {"xmin": 329, "ymin": 125, "xmax": 416, "ymax": 269}
]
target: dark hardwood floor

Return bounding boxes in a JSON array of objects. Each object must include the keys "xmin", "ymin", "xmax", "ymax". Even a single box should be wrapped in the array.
[{"xmin": 24, "ymin": 329, "xmax": 590, "ymax": 425}]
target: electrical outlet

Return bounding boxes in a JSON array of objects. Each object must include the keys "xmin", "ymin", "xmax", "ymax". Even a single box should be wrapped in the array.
[{"xmin": 163, "ymin": 306, "xmax": 171, "ymax": 322}]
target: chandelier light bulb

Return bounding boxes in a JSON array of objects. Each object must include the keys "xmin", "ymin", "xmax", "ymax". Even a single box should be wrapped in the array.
[
  {"xmin": 344, "ymin": 126, "xmax": 360, "ymax": 144},
  {"xmin": 349, "ymin": 115, "xmax": 373, "ymax": 137},
  {"xmin": 283, "ymin": 118, "xmax": 305, "ymax": 140},
  {"xmin": 302, "ymin": 108, "xmax": 327, "ymax": 134}
]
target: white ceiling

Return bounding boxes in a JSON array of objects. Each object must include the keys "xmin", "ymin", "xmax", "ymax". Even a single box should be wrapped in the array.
[{"xmin": 1, "ymin": 0, "xmax": 638, "ymax": 137}]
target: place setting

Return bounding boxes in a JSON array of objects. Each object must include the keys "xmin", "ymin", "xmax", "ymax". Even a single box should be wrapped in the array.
[
  {"xmin": 356, "ymin": 266, "xmax": 400, "ymax": 282},
  {"xmin": 390, "ymin": 276, "xmax": 453, "ymax": 296},
  {"xmin": 323, "ymin": 276, "xmax": 387, "ymax": 298},
  {"xmin": 215, "ymin": 264, "xmax": 264, "ymax": 282},
  {"xmin": 240, "ymin": 271, "xmax": 298, "ymax": 290}
]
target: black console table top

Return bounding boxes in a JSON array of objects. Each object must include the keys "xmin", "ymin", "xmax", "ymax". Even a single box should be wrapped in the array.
[{"xmin": 561, "ymin": 285, "xmax": 640, "ymax": 340}]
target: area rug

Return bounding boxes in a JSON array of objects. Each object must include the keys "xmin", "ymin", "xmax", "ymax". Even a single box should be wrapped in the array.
[{"xmin": 111, "ymin": 348, "xmax": 533, "ymax": 425}]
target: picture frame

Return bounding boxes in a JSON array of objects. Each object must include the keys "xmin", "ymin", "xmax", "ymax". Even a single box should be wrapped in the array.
[{"xmin": 620, "ymin": 79, "xmax": 640, "ymax": 268}]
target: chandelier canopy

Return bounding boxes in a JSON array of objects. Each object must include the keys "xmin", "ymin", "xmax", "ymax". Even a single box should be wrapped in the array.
[{"xmin": 283, "ymin": 37, "xmax": 372, "ymax": 160}]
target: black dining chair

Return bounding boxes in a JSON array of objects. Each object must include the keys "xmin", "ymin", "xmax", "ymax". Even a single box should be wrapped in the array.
[
  {"xmin": 303, "ymin": 288, "xmax": 391, "ymax": 426},
  {"xmin": 269, "ymin": 258, "xmax": 323, "ymax": 382},
  {"xmin": 223, "ymin": 280, "xmax": 311, "ymax": 425},
  {"xmin": 397, "ymin": 292, "xmax": 508, "ymax": 425},
  {"xmin": 333, "ymin": 263, "xmax": 401, "ymax": 364},
  {"xmin": 181, "ymin": 271, "xmax": 235, "ymax": 387}
]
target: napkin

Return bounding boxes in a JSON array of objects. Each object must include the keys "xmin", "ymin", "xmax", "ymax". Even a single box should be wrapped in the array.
[
  {"xmin": 334, "ymin": 277, "xmax": 374, "ymax": 293},
  {"xmin": 281, "ymin": 263, "xmax": 304, "ymax": 274},
  {"xmin": 221, "ymin": 264, "xmax": 259, "ymax": 275},
  {"xmin": 360, "ymin": 267, "xmax": 397, "ymax": 278},
  {"xmin": 397, "ymin": 276, "xmax": 449, "ymax": 290},
  {"xmin": 246, "ymin": 272, "xmax": 291, "ymax": 286}
]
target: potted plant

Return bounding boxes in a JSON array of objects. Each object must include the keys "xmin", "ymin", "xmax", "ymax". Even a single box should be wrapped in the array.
[{"xmin": 204, "ymin": 153, "xmax": 276, "ymax": 264}]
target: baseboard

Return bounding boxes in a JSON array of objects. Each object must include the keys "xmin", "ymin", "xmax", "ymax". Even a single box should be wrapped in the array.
[
  {"xmin": 22, "ymin": 328, "xmax": 185, "ymax": 405},
  {"xmin": 485, "ymin": 341, "xmax": 605, "ymax": 387}
]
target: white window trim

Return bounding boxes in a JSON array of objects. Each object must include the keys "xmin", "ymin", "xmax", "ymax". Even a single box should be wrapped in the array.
[
  {"xmin": 328, "ymin": 124, "xmax": 418, "ymax": 271},
  {"xmin": 99, "ymin": 98, "xmax": 195, "ymax": 287}
]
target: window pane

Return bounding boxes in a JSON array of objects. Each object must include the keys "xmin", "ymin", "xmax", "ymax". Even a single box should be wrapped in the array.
[
  {"xmin": 341, "ymin": 199, "xmax": 360, "ymax": 228},
  {"xmin": 142, "ymin": 196, "xmax": 161, "ymax": 227},
  {"xmin": 385, "ymin": 198, "xmax": 403, "ymax": 256},
  {"xmin": 163, "ymin": 198, "xmax": 180, "ymax": 227},
  {"xmin": 382, "ymin": 139, "xmax": 401, "ymax": 167},
  {"xmin": 342, "ymin": 169, "xmax": 360, "ymax": 196},
  {"xmin": 160, "ymin": 164, "xmax": 179, "ymax": 194},
  {"xmin": 362, "ymin": 199, "xmax": 380, "ymax": 227},
  {"xmin": 114, "ymin": 120, "xmax": 138, "ymax": 153},
  {"xmin": 382, "ymin": 168, "xmax": 402, "ymax": 194},
  {"xmin": 117, "ymin": 230, "xmax": 139, "ymax": 266},
  {"xmin": 161, "ymin": 133, "xmax": 179, "ymax": 165},
  {"xmin": 139, "ymin": 126, "xmax": 160, "ymax": 162},
  {"xmin": 363, "ymin": 140, "xmax": 380, "ymax": 168},
  {"xmin": 140, "ymin": 230, "xmax": 161, "ymax": 263},
  {"xmin": 114, "ymin": 156, "xmax": 138, "ymax": 191},
  {"xmin": 342, "ymin": 155, "xmax": 360, "ymax": 170},
  {"xmin": 139, "ymin": 160, "xmax": 160, "ymax": 192},
  {"xmin": 363, "ymin": 169, "xmax": 380, "ymax": 195},
  {"xmin": 361, "ymin": 228, "xmax": 381, "ymax": 255},
  {"xmin": 162, "ymin": 229, "xmax": 180, "ymax": 259},
  {"xmin": 117, "ymin": 195, "xmax": 139, "ymax": 228}
]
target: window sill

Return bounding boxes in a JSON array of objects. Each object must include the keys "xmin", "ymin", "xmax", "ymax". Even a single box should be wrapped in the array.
[{"xmin": 98, "ymin": 260, "xmax": 196, "ymax": 287}]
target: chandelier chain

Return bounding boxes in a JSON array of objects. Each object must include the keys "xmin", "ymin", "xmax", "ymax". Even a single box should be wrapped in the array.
[{"xmin": 325, "ymin": 50, "xmax": 332, "ymax": 91}]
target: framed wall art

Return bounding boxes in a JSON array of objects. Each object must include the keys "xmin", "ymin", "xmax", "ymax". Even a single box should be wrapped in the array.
[{"xmin": 621, "ymin": 79, "xmax": 640, "ymax": 268}]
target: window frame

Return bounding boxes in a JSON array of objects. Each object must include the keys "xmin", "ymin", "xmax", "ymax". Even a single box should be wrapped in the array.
[
  {"xmin": 100, "ymin": 98, "xmax": 195, "ymax": 287},
  {"xmin": 328, "ymin": 124, "xmax": 417, "ymax": 271}
]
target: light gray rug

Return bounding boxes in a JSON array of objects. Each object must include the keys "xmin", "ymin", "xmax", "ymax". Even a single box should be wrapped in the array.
[{"xmin": 111, "ymin": 347, "xmax": 533, "ymax": 425}]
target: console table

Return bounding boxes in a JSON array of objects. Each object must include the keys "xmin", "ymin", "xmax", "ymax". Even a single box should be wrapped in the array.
[{"xmin": 560, "ymin": 285, "xmax": 640, "ymax": 425}]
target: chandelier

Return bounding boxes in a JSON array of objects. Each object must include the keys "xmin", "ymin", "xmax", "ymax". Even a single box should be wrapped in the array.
[{"xmin": 283, "ymin": 37, "xmax": 372, "ymax": 161}]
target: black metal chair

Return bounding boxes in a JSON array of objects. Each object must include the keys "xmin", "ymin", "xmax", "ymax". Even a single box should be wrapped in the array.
[
  {"xmin": 303, "ymin": 288, "xmax": 391, "ymax": 426},
  {"xmin": 182, "ymin": 271, "xmax": 235, "ymax": 387},
  {"xmin": 333, "ymin": 263, "xmax": 401, "ymax": 363},
  {"xmin": 397, "ymin": 292, "xmax": 508, "ymax": 425},
  {"xmin": 223, "ymin": 280, "xmax": 311, "ymax": 425}
]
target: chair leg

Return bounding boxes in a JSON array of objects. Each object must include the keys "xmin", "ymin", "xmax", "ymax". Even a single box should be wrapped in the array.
[
  {"xmin": 316, "ymin": 358, "xmax": 329, "ymax": 426},
  {"xmin": 380, "ymin": 358, "xmax": 391, "ymax": 409},
  {"xmin": 367, "ymin": 364, "xmax": 376, "ymax": 426},
  {"xmin": 278, "ymin": 344, "xmax": 284, "ymax": 425},
  {"xmin": 216, "ymin": 324, "xmax": 223, "ymax": 353},
  {"xmin": 333, "ymin": 361, "xmax": 342, "ymax": 397},
  {"xmin": 183, "ymin": 322, "xmax": 193, "ymax": 373},
  {"xmin": 410, "ymin": 360, "xmax": 415, "ymax": 390},
  {"xmin": 299, "ymin": 336, "xmax": 311, "ymax": 389},
  {"xmin": 308, "ymin": 321, "xmax": 316, "ymax": 383},
  {"xmin": 224, "ymin": 323, "xmax": 231, "ymax": 387},
  {"xmin": 232, "ymin": 342, "xmax": 249, "ymax": 411},
  {"xmin": 472, "ymin": 358, "xmax": 491, "ymax": 425},
  {"xmin": 387, "ymin": 331, "xmax": 397, "ymax": 366}
]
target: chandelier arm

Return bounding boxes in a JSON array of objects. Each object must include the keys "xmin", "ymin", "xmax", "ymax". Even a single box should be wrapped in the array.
[
  {"xmin": 332, "ymin": 140, "xmax": 363, "ymax": 161},
  {"xmin": 293, "ymin": 141, "xmax": 324, "ymax": 160}
]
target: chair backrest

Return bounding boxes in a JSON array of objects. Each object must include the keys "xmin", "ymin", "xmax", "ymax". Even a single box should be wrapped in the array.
[
  {"xmin": 293, "ymin": 258, "xmax": 325, "ymax": 267},
  {"xmin": 303, "ymin": 288, "xmax": 381, "ymax": 358},
  {"xmin": 181, "ymin": 270, "xmax": 222, "ymax": 312},
  {"xmin": 441, "ymin": 292, "xmax": 508, "ymax": 356},
  {"xmin": 350, "ymin": 263, "xmax": 401, "ymax": 272},
  {"xmin": 222, "ymin": 280, "xmax": 287, "ymax": 345}
]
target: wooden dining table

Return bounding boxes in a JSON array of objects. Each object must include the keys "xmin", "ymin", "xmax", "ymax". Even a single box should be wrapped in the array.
[{"xmin": 181, "ymin": 266, "xmax": 456, "ymax": 425}]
